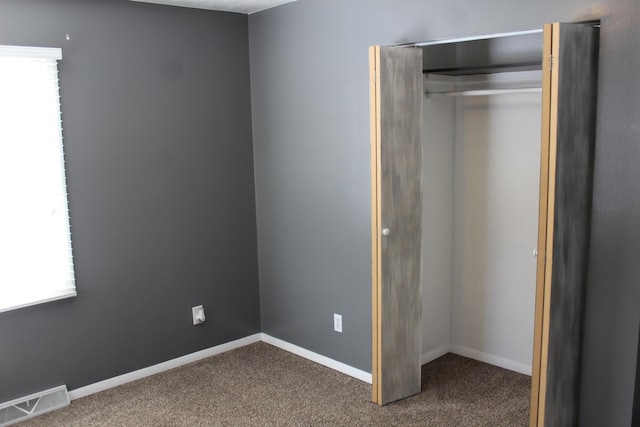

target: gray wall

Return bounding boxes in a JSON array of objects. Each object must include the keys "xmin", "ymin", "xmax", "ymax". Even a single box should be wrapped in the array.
[
  {"xmin": 0, "ymin": 0, "xmax": 260, "ymax": 402},
  {"xmin": 249, "ymin": 0, "xmax": 640, "ymax": 425}
]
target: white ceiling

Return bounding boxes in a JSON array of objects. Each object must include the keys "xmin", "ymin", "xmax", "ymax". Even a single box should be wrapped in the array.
[{"xmin": 130, "ymin": 0, "xmax": 298, "ymax": 14}]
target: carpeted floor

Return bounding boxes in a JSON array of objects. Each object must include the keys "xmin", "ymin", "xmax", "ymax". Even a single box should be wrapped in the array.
[{"xmin": 20, "ymin": 342, "xmax": 530, "ymax": 426}]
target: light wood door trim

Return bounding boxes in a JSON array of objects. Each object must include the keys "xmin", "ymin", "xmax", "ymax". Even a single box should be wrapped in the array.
[
  {"xmin": 369, "ymin": 45, "xmax": 383, "ymax": 404},
  {"xmin": 530, "ymin": 23, "xmax": 557, "ymax": 427},
  {"xmin": 540, "ymin": 22, "xmax": 561, "ymax": 425}
]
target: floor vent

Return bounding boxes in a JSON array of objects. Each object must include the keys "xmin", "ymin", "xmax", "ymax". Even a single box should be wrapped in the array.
[{"xmin": 0, "ymin": 385, "xmax": 70, "ymax": 426}]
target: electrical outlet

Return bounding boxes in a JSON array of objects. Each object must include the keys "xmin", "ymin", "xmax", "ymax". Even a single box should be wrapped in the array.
[
  {"xmin": 192, "ymin": 305, "xmax": 206, "ymax": 325},
  {"xmin": 334, "ymin": 313, "xmax": 342, "ymax": 333}
]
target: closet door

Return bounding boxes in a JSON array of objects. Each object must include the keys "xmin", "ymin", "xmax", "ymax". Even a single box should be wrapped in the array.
[
  {"xmin": 531, "ymin": 22, "xmax": 599, "ymax": 427},
  {"xmin": 369, "ymin": 46, "xmax": 423, "ymax": 405}
]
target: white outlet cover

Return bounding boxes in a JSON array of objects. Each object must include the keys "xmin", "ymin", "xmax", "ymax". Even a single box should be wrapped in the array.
[
  {"xmin": 334, "ymin": 313, "xmax": 342, "ymax": 333},
  {"xmin": 192, "ymin": 305, "xmax": 205, "ymax": 325}
]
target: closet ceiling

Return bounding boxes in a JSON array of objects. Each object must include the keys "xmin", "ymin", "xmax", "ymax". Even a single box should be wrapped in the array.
[
  {"xmin": 418, "ymin": 31, "xmax": 544, "ymax": 75},
  {"xmin": 130, "ymin": 0, "xmax": 297, "ymax": 14}
]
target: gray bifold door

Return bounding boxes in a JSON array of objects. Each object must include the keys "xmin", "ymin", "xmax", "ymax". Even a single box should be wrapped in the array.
[
  {"xmin": 530, "ymin": 22, "xmax": 599, "ymax": 427},
  {"xmin": 370, "ymin": 22, "xmax": 599, "ymax": 424},
  {"xmin": 369, "ymin": 46, "xmax": 423, "ymax": 405}
]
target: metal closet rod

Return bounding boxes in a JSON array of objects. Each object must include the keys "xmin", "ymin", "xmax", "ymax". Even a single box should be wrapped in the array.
[{"xmin": 425, "ymin": 87, "xmax": 542, "ymax": 98}]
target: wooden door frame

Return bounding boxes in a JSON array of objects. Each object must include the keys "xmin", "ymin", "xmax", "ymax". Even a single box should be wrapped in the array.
[
  {"xmin": 369, "ymin": 39, "xmax": 553, "ymax": 410},
  {"xmin": 529, "ymin": 22, "xmax": 557, "ymax": 427},
  {"xmin": 369, "ymin": 45, "xmax": 382, "ymax": 404}
]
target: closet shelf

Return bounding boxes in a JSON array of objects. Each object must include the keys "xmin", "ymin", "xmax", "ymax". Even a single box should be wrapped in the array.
[{"xmin": 423, "ymin": 61, "xmax": 542, "ymax": 76}]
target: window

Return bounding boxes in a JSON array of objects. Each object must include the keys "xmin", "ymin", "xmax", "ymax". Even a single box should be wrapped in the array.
[{"xmin": 0, "ymin": 45, "xmax": 76, "ymax": 312}]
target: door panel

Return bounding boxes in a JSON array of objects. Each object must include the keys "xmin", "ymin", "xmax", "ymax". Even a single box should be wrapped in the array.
[
  {"xmin": 531, "ymin": 22, "xmax": 599, "ymax": 426},
  {"xmin": 370, "ymin": 46, "xmax": 423, "ymax": 405}
]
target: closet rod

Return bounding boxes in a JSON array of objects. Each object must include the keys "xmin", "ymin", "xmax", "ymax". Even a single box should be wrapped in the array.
[{"xmin": 425, "ymin": 87, "xmax": 542, "ymax": 98}]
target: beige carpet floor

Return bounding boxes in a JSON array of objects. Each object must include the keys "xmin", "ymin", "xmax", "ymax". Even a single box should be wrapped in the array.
[{"xmin": 20, "ymin": 342, "xmax": 530, "ymax": 426}]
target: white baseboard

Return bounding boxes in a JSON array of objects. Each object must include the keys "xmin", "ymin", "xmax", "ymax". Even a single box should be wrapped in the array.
[
  {"xmin": 68, "ymin": 334, "xmax": 262, "ymax": 400},
  {"xmin": 421, "ymin": 344, "xmax": 450, "ymax": 365},
  {"xmin": 68, "ymin": 335, "xmax": 529, "ymax": 401},
  {"xmin": 261, "ymin": 334, "xmax": 372, "ymax": 384},
  {"xmin": 449, "ymin": 344, "xmax": 532, "ymax": 376},
  {"xmin": 68, "ymin": 332, "xmax": 372, "ymax": 401},
  {"xmin": 67, "ymin": 335, "xmax": 530, "ymax": 402}
]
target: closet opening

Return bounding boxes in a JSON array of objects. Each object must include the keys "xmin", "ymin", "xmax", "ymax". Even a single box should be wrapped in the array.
[
  {"xmin": 371, "ymin": 22, "xmax": 600, "ymax": 426},
  {"xmin": 419, "ymin": 30, "xmax": 543, "ymax": 422}
]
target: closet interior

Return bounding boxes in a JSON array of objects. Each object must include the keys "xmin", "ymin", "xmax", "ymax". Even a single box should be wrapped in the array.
[{"xmin": 418, "ymin": 30, "xmax": 545, "ymax": 376}]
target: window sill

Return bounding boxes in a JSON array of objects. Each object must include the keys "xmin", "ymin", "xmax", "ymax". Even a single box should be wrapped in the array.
[{"xmin": 0, "ymin": 289, "xmax": 77, "ymax": 314}]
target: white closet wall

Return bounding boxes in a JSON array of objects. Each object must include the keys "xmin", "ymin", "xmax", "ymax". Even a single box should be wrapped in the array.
[
  {"xmin": 422, "ymin": 75, "xmax": 541, "ymax": 375},
  {"xmin": 421, "ymin": 80, "xmax": 455, "ymax": 364}
]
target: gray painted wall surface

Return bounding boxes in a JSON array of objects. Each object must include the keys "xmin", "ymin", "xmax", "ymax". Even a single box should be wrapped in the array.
[
  {"xmin": 0, "ymin": 0, "xmax": 260, "ymax": 402},
  {"xmin": 249, "ymin": 0, "xmax": 640, "ymax": 425}
]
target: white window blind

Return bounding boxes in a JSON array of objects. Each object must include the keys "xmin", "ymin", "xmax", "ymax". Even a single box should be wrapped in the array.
[{"xmin": 0, "ymin": 45, "xmax": 76, "ymax": 313}]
